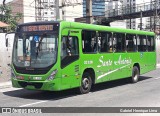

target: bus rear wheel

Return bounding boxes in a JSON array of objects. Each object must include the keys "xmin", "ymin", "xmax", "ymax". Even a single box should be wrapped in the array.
[
  {"xmin": 131, "ymin": 66, "xmax": 140, "ymax": 83},
  {"xmin": 79, "ymin": 72, "xmax": 92, "ymax": 94}
]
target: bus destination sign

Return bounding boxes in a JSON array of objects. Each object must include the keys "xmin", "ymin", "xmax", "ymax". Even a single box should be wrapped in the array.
[{"xmin": 22, "ymin": 25, "xmax": 54, "ymax": 32}]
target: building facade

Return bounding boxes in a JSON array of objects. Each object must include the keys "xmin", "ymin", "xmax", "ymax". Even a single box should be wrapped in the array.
[
  {"xmin": 8, "ymin": 0, "xmax": 35, "ymax": 24},
  {"xmin": 60, "ymin": 0, "xmax": 83, "ymax": 22},
  {"xmin": 40, "ymin": 1, "xmax": 55, "ymax": 21},
  {"xmin": 106, "ymin": 0, "xmax": 156, "ymax": 30},
  {"xmin": 7, "ymin": 0, "xmax": 83, "ymax": 23},
  {"xmin": 83, "ymin": 0, "xmax": 105, "ymax": 17}
]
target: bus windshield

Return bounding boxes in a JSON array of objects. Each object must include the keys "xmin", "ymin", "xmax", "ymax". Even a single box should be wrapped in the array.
[{"xmin": 13, "ymin": 32, "xmax": 58, "ymax": 68}]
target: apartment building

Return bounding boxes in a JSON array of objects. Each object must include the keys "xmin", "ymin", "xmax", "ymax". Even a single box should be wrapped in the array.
[{"xmin": 8, "ymin": 0, "xmax": 35, "ymax": 24}]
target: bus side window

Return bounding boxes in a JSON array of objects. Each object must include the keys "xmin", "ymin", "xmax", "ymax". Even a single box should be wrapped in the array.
[
  {"xmin": 82, "ymin": 30, "xmax": 96, "ymax": 53},
  {"xmin": 98, "ymin": 31, "xmax": 112, "ymax": 53},
  {"xmin": 61, "ymin": 36, "xmax": 79, "ymax": 59},
  {"xmin": 126, "ymin": 34, "xmax": 136, "ymax": 52},
  {"xmin": 147, "ymin": 36, "xmax": 155, "ymax": 52},
  {"xmin": 61, "ymin": 36, "xmax": 79, "ymax": 68},
  {"xmin": 113, "ymin": 33, "xmax": 125, "ymax": 52},
  {"xmin": 137, "ymin": 35, "xmax": 147, "ymax": 52},
  {"xmin": 113, "ymin": 36, "xmax": 117, "ymax": 52}
]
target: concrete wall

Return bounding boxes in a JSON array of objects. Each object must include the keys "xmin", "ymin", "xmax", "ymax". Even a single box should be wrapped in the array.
[
  {"xmin": 0, "ymin": 33, "xmax": 14, "ymax": 82},
  {"xmin": 156, "ymin": 35, "xmax": 160, "ymax": 64},
  {"xmin": 8, "ymin": 0, "xmax": 24, "ymax": 24}
]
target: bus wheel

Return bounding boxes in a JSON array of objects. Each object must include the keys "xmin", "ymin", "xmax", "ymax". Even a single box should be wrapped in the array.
[
  {"xmin": 79, "ymin": 72, "xmax": 92, "ymax": 94},
  {"xmin": 131, "ymin": 66, "xmax": 139, "ymax": 83}
]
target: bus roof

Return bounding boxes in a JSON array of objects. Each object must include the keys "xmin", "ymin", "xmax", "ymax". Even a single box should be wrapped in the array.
[
  {"xmin": 17, "ymin": 21, "xmax": 155, "ymax": 36},
  {"xmin": 60, "ymin": 21, "xmax": 155, "ymax": 36}
]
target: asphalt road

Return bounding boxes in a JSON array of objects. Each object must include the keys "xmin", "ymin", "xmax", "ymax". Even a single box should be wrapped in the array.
[{"xmin": 1, "ymin": 67, "xmax": 160, "ymax": 116}]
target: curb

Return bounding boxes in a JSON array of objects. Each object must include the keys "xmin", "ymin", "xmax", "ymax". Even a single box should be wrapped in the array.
[
  {"xmin": 0, "ymin": 81, "xmax": 12, "ymax": 89},
  {"xmin": 157, "ymin": 64, "xmax": 160, "ymax": 68}
]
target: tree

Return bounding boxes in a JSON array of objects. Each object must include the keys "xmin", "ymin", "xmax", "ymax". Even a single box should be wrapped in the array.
[{"xmin": 0, "ymin": 0, "xmax": 22, "ymax": 32}]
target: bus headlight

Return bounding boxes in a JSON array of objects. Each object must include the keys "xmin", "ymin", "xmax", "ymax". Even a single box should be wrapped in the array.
[
  {"xmin": 11, "ymin": 69, "xmax": 16, "ymax": 79},
  {"xmin": 47, "ymin": 69, "xmax": 58, "ymax": 80}
]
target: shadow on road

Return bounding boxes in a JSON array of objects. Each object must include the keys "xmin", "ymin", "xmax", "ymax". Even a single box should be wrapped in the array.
[
  {"xmin": 3, "ymin": 76, "xmax": 152, "ymax": 101},
  {"xmin": 91, "ymin": 76, "xmax": 152, "ymax": 92}
]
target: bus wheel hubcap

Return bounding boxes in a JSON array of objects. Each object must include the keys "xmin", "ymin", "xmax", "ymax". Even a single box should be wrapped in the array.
[
  {"xmin": 134, "ymin": 75, "xmax": 138, "ymax": 81},
  {"xmin": 83, "ymin": 78, "xmax": 89, "ymax": 89},
  {"xmin": 133, "ymin": 71, "xmax": 138, "ymax": 81}
]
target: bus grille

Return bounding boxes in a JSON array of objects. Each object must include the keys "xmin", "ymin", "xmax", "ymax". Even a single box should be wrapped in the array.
[{"xmin": 18, "ymin": 81, "xmax": 43, "ymax": 89}]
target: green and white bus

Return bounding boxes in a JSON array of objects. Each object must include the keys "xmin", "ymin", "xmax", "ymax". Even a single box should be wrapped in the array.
[{"xmin": 10, "ymin": 21, "xmax": 156, "ymax": 94}]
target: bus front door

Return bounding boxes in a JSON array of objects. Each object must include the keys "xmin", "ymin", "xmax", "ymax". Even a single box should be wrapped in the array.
[{"xmin": 60, "ymin": 29, "xmax": 81, "ymax": 90}]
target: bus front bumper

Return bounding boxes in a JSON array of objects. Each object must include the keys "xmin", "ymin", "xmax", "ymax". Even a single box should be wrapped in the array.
[{"xmin": 11, "ymin": 78, "xmax": 61, "ymax": 91}]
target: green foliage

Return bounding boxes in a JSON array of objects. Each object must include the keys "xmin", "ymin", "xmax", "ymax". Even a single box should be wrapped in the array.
[{"xmin": 0, "ymin": 5, "xmax": 22, "ymax": 32}]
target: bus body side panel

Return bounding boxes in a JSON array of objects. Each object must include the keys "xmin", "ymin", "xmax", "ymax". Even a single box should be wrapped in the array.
[
  {"xmin": 111, "ymin": 52, "xmax": 131, "ymax": 81},
  {"xmin": 147, "ymin": 52, "xmax": 156, "ymax": 71},
  {"xmin": 127, "ymin": 52, "xmax": 140, "ymax": 75},
  {"xmin": 93, "ymin": 53, "xmax": 114, "ymax": 84},
  {"xmin": 141, "ymin": 52, "xmax": 156, "ymax": 74}
]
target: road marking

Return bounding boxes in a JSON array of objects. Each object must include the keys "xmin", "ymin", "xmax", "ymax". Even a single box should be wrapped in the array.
[
  {"xmin": 19, "ymin": 100, "xmax": 48, "ymax": 107},
  {"xmin": 155, "ymin": 77, "xmax": 160, "ymax": 80},
  {"xmin": 0, "ymin": 87, "xmax": 21, "ymax": 93}
]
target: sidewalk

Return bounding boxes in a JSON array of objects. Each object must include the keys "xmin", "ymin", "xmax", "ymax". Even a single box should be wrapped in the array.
[
  {"xmin": 0, "ymin": 81, "xmax": 12, "ymax": 89},
  {"xmin": 157, "ymin": 64, "xmax": 160, "ymax": 68}
]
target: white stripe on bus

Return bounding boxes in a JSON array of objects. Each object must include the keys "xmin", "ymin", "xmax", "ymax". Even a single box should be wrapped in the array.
[{"xmin": 97, "ymin": 64, "xmax": 131, "ymax": 80}]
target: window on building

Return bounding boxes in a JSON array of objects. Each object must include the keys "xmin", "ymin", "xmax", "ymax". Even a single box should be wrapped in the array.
[{"xmin": 44, "ymin": 5, "xmax": 48, "ymax": 8}]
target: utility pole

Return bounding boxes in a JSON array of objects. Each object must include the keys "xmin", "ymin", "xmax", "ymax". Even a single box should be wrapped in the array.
[
  {"xmin": 150, "ymin": 0, "xmax": 153, "ymax": 31},
  {"xmin": 86, "ymin": 0, "xmax": 92, "ymax": 24},
  {"xmin": 153, "ymin": 0, "xmax": 158, "ymax": 32},
  {"xmin": 129, "ymin": 0, "xmax": 132, "ymax": 29},
  {"xmin": 140, "ymin": 10, "xmax": 143, "ymax": 30},
  {"xmin": 56, "ymin": 0, "xmax": 60, "ymax": 20}
]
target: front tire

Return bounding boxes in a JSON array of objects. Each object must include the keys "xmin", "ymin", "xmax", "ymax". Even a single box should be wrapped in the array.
[
  {"xmin": 79, "ymin": 72, "xmax": 92, "ymax": 94},
  {"xmin": 131, "ymin": 66, "xmax": 140, "ymax": 83}
]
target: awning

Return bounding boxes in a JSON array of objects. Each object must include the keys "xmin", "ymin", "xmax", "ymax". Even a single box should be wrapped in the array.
[{"xmin": 0, "ymin": 21, "xmax": 10, "ymax": 27}]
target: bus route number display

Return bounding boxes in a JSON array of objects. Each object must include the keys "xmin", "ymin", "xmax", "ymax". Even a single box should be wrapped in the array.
[{"xmin": 22, "ymin": 25, "xmax": 53, "ymax": 32}]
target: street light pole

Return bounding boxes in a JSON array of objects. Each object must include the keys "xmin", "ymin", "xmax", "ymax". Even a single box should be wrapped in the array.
[
  {"xmin": 154, "ymin": 0, "xmax": 158, "ymax": 32},
  {"xmin": 86, "ymin": 0, "xmax": 92, "ymax": 24},
  {"xmin": 150, "ymin": 0, "xmax": 153, "ymax": 31},
  {"xmin": 56, "ymin": 0, "xmax": 60, "ymax": 20},
  {"xmin": 130, "ymin": 0, "xmax": 132, "ymax": 29},
  {"xmin": 140, "ymin": 10, "xmax": 143, "ymax": 30}
]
